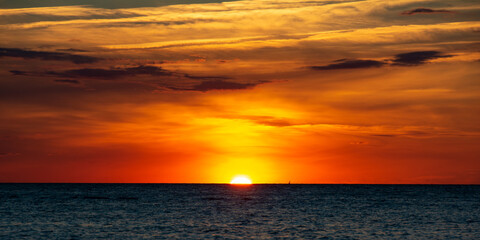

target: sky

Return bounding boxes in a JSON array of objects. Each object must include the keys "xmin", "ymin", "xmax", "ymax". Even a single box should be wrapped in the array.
[{"xmin": 0, "ymin": 0, "xmax": 479, "ymax": 183}]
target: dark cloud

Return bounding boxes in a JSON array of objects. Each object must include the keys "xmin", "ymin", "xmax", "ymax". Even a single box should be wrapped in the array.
[
  {"xmin": 371, "ymin": 131, "xmax": 439, "ymax": 138},
  {"xmin": 56, "ymin": 48, "xmax": 89, "ymax": 52},
  {"xmin": 309, "ymin": 51, "xmax": 454, "ymax": 71},
  {"xmin": 9, "ymin": 70, "xmax": 27, "ymax": 75},
  {"xmin": 54, "ymin": 79, "xmax": 81, "ymax": 84},
  {"xmin": 184, "ymin": 74, "xmax": 231, "ymax": 81},
  {"xmin": 0, "ymin": 47, "xmax": 101, "ymax": 64},
  {"xmin": 0, "ymin": 12, "xmax": 143, "ymax": 25},
  {"xmin": 251, "ymin": 118, "xmax": 293, "ymax": 127},
  {"xmin": 309, "ymin": 59, "xmax": 385, "ymax": 70},
  {"xmin": 170, "ymin": 80, "xmax": 257, "ymax": 92},
  {"xmin": 391, "ymin": 51, "xmax": 453, "ymax": 66},
  {"xmin": 191, "ymin": 80, "xmax": 256, "ymax": 91},
  {"xmin": 401, "ymin": 8, "xmax": 453, "ymax": 15},
  {"xmin": 10, "ymin": 65, "xmax": 259, "ymax": 92},
  {"xmin": 0, "ymin": 0, "xmax": 240, "ymax": 9},
  {"xmin": 90, "ymin": 20, "xmax": 213, "ymax": 28},
  {"xmin": 406, "ymin": 131, "xmax": 429, "ymax": 136},
  {"xmin": 46, "ymin": 65, "xmax": 172, "ymax": 79},
  {"xmin": 371, "ymin": 134, "xmax": 396, "ymax": 137}
]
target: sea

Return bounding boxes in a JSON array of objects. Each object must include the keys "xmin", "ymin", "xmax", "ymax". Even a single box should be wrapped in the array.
[{"xmin": 0, "ymin": 184, "xmax": 479, "ymax": 239}]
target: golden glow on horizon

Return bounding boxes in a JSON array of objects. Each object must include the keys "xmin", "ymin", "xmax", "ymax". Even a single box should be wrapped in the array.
[{"xmin": 230, "ymin": 175, "xmax": 252, "ymax": 185}]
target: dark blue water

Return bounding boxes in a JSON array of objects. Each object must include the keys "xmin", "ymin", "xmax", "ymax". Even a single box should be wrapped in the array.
[{"xmin": 0, "ymin": 184, "xmax": 479, "ymax": 239}]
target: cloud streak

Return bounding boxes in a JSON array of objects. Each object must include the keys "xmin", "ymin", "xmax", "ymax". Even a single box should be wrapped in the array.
[
  {"xmin": 53, "ymin": 79, "xmax": 81, "ymax": 84},
  {"xmin": 45, "ymin": 65, "xmax": 172, "ymax": 79},
  {"xmin": 391, "ymin": 51, "xmax": 454, "ymax": 66},
  {"xmin": 0, "ymin": 0, "xmax": 241, "ymax": 10},
  {"xmin": 10, "ymin": 65, "xmax": 264, "ymax": 92},
  {"xmin": 309, "ymin": 51, "xmax": 454, "ymax": 71},
  {"xmin": 401, "ymin": 8, "xmax": 453, "ymax": 16},
  {"xmin": 170, "ymin": 80, "xmax": 258, "ymax": 92},
  {"xmin": 0, "ymin": 47, "xmax": 101, "ymax": 64},
  {"xmin": 310, "ymin": 59, "xmax": 385, "ymax": 70},
  {"xmin": 0, "ymin": 12, "xmax": 143, "ymax": 25}
]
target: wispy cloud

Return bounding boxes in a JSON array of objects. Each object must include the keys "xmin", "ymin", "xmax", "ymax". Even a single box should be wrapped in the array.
[
  {"xmin": 309, "ymin": 50, "xmax": 455, "ymax": 70},
  {"xmin": 401, "ymin": 8, "xmax": 453, "ymax": 15},
  {"xmin": 53, "ymin": 79, "xmax": 81, "ymax": 84},
  {"xmin": 310, "ymin": 59, "xmax": 385, "ymax": 70},
  {"xmin": 9, "ymin": 65, "xmax": 266, "ymax": 92},
  {"xmin": 173, "ymin": 80, "xmax": 258, "ymax": 92},
  {"xmin": 0, "ymin": 47, "xmax": 100, "ymax": 64},
  {"xmin": 0, "ymin": 12, "xmax": 143, "ymax": 25},
  {"xmin": 44, "ymin": 65, "xmax": 172, "ymax": 79},
  {"xmin": 391, "ymin": 51, "xmax": 454, "ymax": 66},
  {"xmin": 0, "ymin": 0, "xmax": 241, "ymax": 10}
]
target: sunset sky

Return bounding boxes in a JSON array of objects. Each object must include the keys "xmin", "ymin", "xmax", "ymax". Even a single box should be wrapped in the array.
[{"xmin": 1, "ymin": 0, "xmax": 479, "ymax": 183}]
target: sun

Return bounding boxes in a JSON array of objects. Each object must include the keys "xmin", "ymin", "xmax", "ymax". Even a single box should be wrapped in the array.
[{"xmin": 230, "ymin": 175, "xmax": 252, "ymax": 185}]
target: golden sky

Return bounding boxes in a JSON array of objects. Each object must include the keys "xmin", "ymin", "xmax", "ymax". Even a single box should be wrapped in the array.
[{"xmin": 1, "ymin": 0, "xmax": 479, "ymax": 183}]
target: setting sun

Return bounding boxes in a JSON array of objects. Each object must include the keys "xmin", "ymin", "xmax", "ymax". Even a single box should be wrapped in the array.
[{"xmin": 230, "ymin": 175, "xmax": 253, "ymax": 185}]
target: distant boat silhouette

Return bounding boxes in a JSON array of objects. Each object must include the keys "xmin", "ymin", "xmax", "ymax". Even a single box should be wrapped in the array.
[{"xmin": 288, "ymin": 181, "xmax": 290, "ymax": 184}]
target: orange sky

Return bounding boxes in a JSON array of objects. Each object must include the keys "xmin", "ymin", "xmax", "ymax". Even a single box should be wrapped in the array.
[{"xmin": 0, "ymin": 0, "xmax": 479, "ymax": 183}]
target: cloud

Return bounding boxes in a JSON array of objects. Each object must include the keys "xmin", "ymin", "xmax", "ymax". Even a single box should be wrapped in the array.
[
  {"xmin": 0, "ymin": 47, "xmax": 100, "ymax": 64},
  {"xmin": 10, "ymin": 65, "xmax": 260, "ymax": 92},
  {"xmin": 171, "ymin": 80, "xmax": 257, "ymax": 92},
  {"xmin": 391, "ymin": 51, "xmax": 453, "ymax": 66},
  {"xmin": 184, "ymin": 74, "xmax": 231, "ymax": 81},
  {"xmin": 371, "ymin": 134, "xmax": 396, "ymax": 137},
  {"xmin": 46, "ymin": 65, "xmax": 172, "ymax": 79},
  {"xmin": 249, "ymin": 116, "xmax": 293, "ymax": 127},
  {"xmin": 309, "ymin": 59, "xmax": 385, "ymax": 70},
  {"xmin": 53, "ymin": 79, "xmax": 81, "ymax": 84},
  {"xmin": 56, "ymin": 48, "xmax": 89, "ymax": 52},
  {"xmin": 218, "ymin": 115, "xmax": 296, "ymax": 127},
  {"xmin": 0, "ymin": 12, "xmax": 143, "ymax": 25},
  {"xmin": 89, "ymin": 20, "xmax": 214, "ymax": 29},
  {"xmin": 102, "ymin": 35, "xmax": 274, "ymax": 50},
  {"xmin": 190, "ymin": 80, "xmax": 257, "ymax": 91},
  {"xmin": 309, "ymin": 51, "xmax": 454, "ymax": 71},
  {"xmin": 401, "ymin": 8, "xmax": 453, "ymax": 15},
  {"xmin": 0, "ymin": 0, "xmax": 240, "ymax": 9},
  {"xmin": 9, "ymin": 70, "xmax": 27, "ymax": 75}
]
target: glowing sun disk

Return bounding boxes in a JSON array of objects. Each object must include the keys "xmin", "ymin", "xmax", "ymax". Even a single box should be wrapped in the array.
[{"xmin": 230, "ymin": 175, "xmax": 252, "ymax": 184}]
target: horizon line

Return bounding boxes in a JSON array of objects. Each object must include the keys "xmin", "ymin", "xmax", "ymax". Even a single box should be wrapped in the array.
[{"xmin": 0, "ymin": 182, "xmax": 479, "ymax": 185}]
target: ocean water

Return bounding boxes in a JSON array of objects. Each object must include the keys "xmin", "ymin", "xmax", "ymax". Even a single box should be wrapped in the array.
[{"xmin": 0, "ymin": 184, "xmax": 479, "ymax": 239}]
